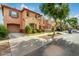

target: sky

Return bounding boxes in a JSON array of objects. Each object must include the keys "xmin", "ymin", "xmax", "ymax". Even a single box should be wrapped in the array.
[{"xmin": 0, "ymin": 3, "xmax": 79, "ymax": 24}]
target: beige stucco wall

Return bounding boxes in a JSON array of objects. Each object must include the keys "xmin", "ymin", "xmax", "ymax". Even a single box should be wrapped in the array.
[
  {"xmin": 25, "ymin": 17, "xmax": 39, "ymax": 29},
  {"xmin": 21, "ymin": 9, "xmax": 40, "ymax": 29}
]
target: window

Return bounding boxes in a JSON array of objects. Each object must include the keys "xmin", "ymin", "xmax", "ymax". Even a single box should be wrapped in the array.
[
  {"xmin": 9, "ymin": 11, "xmax": 18, "ymax": 18},
  {"xmin": 35, "ymin": 15, "xmax": 37, "ymax": 18},
  {"xmin": 26, "ymin": 12, "xmax": 29, "ymax": 17}
]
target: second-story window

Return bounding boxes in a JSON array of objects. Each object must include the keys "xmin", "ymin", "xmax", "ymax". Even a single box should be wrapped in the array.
[
  {"xmin": 9, "ymin": 11, "xmax": 18, "ymax": 18},
  {"xmin": 35, "ymin": 15, "xmax": 37, "ymax": 18},
  {"xmin": 26, "ymin": 12, "xmax": 29, "ymax": 17}
]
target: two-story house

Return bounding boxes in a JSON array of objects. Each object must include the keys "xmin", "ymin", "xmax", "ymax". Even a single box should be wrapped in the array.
[{"xmin": 0, "ymin": 5, "xmax": 52, "ymax": 33}]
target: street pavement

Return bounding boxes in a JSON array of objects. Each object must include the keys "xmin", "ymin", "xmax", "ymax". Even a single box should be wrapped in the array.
[
  {"xmin": 63, "ymin": 33, "xmax": 79, "ymax": 44},
  {"xmin": 55, "ymin": 32, "xmax": 79, "ymax": 44}
]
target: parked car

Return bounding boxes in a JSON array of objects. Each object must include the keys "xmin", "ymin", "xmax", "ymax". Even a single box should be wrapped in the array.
[{"xmin": 72, "ymin": 29, "xmax": 77, "ymax": 33}]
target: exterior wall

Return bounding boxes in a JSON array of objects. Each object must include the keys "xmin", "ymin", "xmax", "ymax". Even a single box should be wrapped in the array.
[
  {"xmin": 1, "ymin": 5, "xmax": 53, "ymax": 33},
  {"xmin": 20, "ymin": 10, "xmax": 26, "ymax": 30},
  {"xmin": 28, "ymin": 11, "xmax": 36, "ymax": 17},
  {"xmin": 38, "ymin": 17, "xmax": 45, "ymax": 29},
  {"xmin": 43, "ymin": 20, "xmax": 48, "ymax": 29},
  {"xmin": 25, "ymin": 17, "xmax": 39, "ymax": 29},
  {"xmin": 2, "ymin": 6, "xmax": 22, "ymax": 29},
  {"xmin": 21, "ymin": 9, "xmax": 40, "ymax": 29},
  {"xmin": 42, "ymin": 20, "xmax": 53, "ymax": 30}
]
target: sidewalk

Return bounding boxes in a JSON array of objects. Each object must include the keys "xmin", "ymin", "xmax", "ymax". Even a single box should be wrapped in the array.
[
  {"xmin": 0, "ymin": 32, "xmax": 52, "ymax": 43},
  {"xmin": 0, "ymin": 31, "xmax": 65, "ymax": 44}
]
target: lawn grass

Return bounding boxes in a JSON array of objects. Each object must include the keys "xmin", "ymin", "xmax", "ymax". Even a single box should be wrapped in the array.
[
  {"xmin": 26, "ymin": 31, "xmax": 63, "ymax": 38},
  {"xmin": 27, "ymin": 32, "xmax": 53, "ymax": 36}
]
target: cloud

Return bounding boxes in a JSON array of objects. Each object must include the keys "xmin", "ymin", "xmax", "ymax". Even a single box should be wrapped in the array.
[
  {"xmin": 69, "ymin": 14, "xmax": 79, "ymax": 19},
  {"xmin": 20, "ymin": 4, "xmax": 35, "ymax": 11},
  {"xmin": 20, "ymin": 4, "xmax": 28, "ymax": 9},
  {"xmin": 74, "ymin": 15, "xmax": 79, "ymax": 18},
  {"xmin": 20, "ymin": 4, "xmax": 36, "ymax": 11},
  {"xmin": 30, "ymin": 7, "xmax": 35, "ymax": 11}
]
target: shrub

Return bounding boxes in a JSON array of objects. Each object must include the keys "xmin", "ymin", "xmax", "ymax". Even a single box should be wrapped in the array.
[
  {"xmin": 32, "ymin": 29, "xmax": 37, "ymax": 33},
  {"xmin": 41, "ymin": 29, "xmax": 45, "ymax": 32},
  {"xmin": 47, "ymin": 34, "xmax": 52, "ymax": 36},
  {"xmin": 56, "ymin": 32, "xmax": 62, "ymax": 35},
  {"xmin": 36, "ymin": 29, "xmax": 42, "ymax": 33},
  {"xmin": 25, "ymin": 25, "xmax": 32, "ymax": 34},
  {"xmin": 0, "ymin": 25, "xmax": 8, "ymax": 39},
  {"xmin": 51, "ymin": 26, "xmax": 54, "ymax": 32}
]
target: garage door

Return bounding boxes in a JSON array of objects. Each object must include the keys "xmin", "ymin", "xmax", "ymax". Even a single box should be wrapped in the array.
[{"xmin": 7, "ymin": 24, "xmax": 20, "ymax": 33}]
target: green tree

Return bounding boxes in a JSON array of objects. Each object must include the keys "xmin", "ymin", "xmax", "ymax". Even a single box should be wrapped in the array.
[
  {"xmin": 67, "ymin": 17, "xmax": 78, "ymax": 29},
  {"xmin": 58, "ymin": 4, "xmax": 69, "ymax": 31},
  {"xmin": 40, "ymin": 3, "xmax": 69, "ymax": 37}
]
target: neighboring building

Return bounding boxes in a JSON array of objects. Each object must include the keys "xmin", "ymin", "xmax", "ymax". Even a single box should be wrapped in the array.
[
  {"xmin": 0, "ymin": 5, "xmax": 53, "ymax": 33},
  {"xmin": 44, "ymin": 20, "xmax": 54, "ymax": 31}
]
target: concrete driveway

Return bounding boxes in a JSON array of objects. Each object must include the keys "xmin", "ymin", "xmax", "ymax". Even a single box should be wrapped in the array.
[{"xmin": 8, "ymin": 33, "xmax": 25, "ymax": 39}]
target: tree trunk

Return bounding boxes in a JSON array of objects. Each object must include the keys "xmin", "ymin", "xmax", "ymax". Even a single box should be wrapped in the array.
[
  {"xmin": 60, "ymin": 20, "xmax": 63, "ymax": 31},
  {"xmin": 52, "ymin": 21, "xmax": 57, "ymax": 38},
  {"xmin": 63, "ymin": 19, "xmax": 67, "ymax": 31}
]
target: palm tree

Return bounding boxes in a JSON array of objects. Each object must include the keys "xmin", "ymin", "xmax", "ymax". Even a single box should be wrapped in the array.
[{"xmin": 39, "ymin": 3, "xmax": 69, "ymax": 37}]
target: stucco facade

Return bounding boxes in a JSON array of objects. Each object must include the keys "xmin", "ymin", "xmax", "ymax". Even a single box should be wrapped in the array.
[
  {"xmin": 1, "ymin": 5, "xmax": 52, "ymax": 33},
  {"xmin": 21, "ymin": 8, "xmax": 41, "ymax": 30}
]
